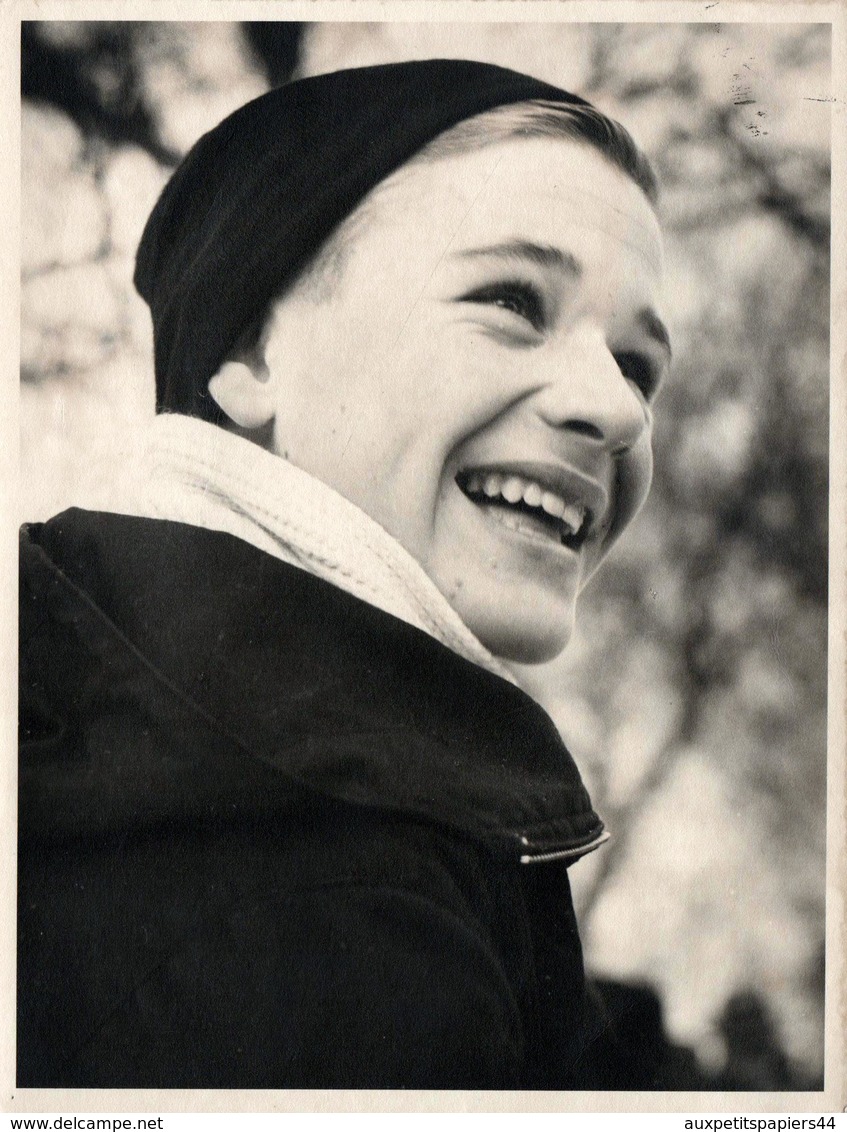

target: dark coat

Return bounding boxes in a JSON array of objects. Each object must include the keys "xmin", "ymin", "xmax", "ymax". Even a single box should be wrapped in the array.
[{"xmin": 18, "ymin": 508, "xmax": 608, "ymax": 1090}]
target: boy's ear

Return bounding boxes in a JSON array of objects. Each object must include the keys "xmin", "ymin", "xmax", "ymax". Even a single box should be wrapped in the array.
[{"xmin": 207, "ymin": 358, "xmax": 275, "ymax": 430}]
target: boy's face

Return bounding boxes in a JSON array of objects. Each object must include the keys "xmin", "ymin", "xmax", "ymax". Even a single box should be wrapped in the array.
[{"xmin": 261, "ymin": 137, "xmax": 669, "ymax": 663}]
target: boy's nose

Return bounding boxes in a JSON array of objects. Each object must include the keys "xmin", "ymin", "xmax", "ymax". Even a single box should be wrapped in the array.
[{"xmin": 533, "ymin": 323, "xmax": 651, "ymax": 455}]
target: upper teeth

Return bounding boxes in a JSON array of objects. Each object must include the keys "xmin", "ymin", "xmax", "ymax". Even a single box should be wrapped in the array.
[{"xmin": 464, "ymin": 472, "xmax": 587, "ymax": 536}]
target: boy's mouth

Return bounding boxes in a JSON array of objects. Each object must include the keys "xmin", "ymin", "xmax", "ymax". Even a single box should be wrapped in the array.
[{"xmin": 455, "ymin": 467, "xmax": 595, "ymax": 551}]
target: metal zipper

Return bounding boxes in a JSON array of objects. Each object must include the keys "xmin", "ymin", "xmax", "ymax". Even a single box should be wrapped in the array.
[{"xmin": 518, "ymin": 829, "xmax": 610, "ymax": 865}]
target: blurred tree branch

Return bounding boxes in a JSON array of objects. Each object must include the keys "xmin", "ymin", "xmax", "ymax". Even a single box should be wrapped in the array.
[
  {"xmin": 241, "ymin": 23, "xmax": 304, "ymax": 87},
  {"xmin": 713, "ymin": 106, "xmax": 830, "ymax": 249},
  {"xmin": 22, "ymin": 22, "xmax": 179, "ymax": 166}
]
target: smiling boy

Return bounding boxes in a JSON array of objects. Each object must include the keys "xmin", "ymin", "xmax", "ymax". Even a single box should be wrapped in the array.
[
  {"xmin": 18, "ymin": 60, "xmax": 671, "ymax": 1088},
  {"xmin": 212, "ymin": 134, "xmax": 668, "ymax": 662}
]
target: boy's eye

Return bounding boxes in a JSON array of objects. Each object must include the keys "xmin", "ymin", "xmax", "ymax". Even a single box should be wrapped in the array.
[
  {"xmin": 461, "ymin": 282, "xmax": 546, "ymax": 333},
  {"xmin": 613, "ymin": 351, "xmax": 659, "ymax": 402}
]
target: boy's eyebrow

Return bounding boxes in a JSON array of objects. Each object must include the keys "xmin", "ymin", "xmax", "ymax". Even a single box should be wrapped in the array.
[{"xmin": 454, "ymin": 240, "xmax": 582, "ymax": 277}]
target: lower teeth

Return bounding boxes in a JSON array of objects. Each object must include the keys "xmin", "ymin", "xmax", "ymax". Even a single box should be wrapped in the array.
[
  {"xmin": 458, "ymin": 479, "xmax": 584, "ymax": 546},
  {"xmin": 479, "ymin": 499, "xmax": 567, "ymax": 542}
]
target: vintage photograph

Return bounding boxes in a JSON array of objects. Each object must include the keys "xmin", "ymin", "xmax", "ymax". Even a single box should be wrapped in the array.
[{"xmin": 14, "ymin": 15, "xmax": 835, "ymax": 1097}]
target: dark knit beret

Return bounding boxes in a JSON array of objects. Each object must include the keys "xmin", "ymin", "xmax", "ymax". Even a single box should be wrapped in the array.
[{"xmin": 134, "ymin": 58, "xmax": 593, "ymax": 422}]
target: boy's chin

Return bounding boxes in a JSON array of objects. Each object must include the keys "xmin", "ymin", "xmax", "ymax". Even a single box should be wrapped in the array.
[{"xmin": 467, "ymin": 608, "xmax": 575, "ymax": 667}]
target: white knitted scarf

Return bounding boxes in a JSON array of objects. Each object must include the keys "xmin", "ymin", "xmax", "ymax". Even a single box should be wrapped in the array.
[{"xmin": 116, "ymin": 413, "xmax": 516, "ymax": 685}]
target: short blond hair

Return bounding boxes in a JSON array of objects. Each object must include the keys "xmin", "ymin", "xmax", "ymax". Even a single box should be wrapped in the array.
[{"xmin": 293, "ymin": 98, "xmax": 657, "ymax": 305}]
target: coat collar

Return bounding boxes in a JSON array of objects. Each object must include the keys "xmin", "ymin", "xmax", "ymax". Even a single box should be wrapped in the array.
[{"xmin": 23, "ymin": 510, "xmax": 606, "ymax": 865}]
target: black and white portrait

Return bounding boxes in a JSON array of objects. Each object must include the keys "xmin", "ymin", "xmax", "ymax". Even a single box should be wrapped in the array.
[{"xmin": 10, "ymin": 11, "xmax": 842, "ymax": 1107}]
